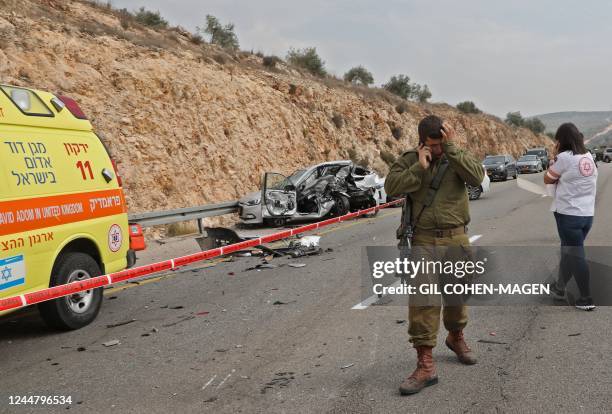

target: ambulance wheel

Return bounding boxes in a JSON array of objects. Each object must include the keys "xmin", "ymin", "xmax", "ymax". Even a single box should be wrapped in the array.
[{"xmin": 38, "ymin": 252, "xmax": 103, "ymax": 331}]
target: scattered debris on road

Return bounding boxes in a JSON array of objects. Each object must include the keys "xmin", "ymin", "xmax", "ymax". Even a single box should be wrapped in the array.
[
  {"xmin": 106, "ymin": 319, "xmax": 137, "ymax": 328},
  {"xmin": 568, "ymin": 333, "xmax": 581, "ymax": 337},
  {"xmin": 296, "ymin": 236, "xmax": 320, "ymax": 248},
  {"xmin": 288, "ymin": 263, "xmax": 306, "ymax": 268},
  {"xmin": 102, "ymin": 340, "xmax": 120, "ymax": 347},
  {"xmin": 245, "ymin": 263, "xmax": 278, "ymax": 271},
  {"xmin": 340, "ymin": 363, "xmax": 355, "ymax": 369},
  {"xmin": 261, "ymin": 372, "xmax": 295, "ymax": 394},
  {"xmin": 272, "ymin": 300, "xmax": 296, "ymax": 305},
  {"xmin": 162, "ymin": 315, "xmax": 196, "ymax": 327},
  {"xmin": 477, "ymin": 339, "xmax": 508, "ymax": 345}
]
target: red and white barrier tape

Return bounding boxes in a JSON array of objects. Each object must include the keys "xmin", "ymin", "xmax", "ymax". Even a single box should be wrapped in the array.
[{"xmin": 0, "ymin": 199, "xmax": 403, "ymax": 312}]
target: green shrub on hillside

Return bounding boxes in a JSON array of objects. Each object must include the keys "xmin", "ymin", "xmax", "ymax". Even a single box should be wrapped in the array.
[
  {"xmin": 199, "ymin": 15, "xmax": 239, "ymax": 51},
  {"xmin": 343, "ymin": 66, "xmax": 374, "ymax": 86},
  {"xmin": 134, "ymin": 7, "xmax": 168, "ymax": 28},
  {"xmin": 395, "ymin": 101, "xmax": 409, "ymax": 114},
  {"xmin": 286, "ymin": 47, "xmax": 327, "ymax": 77},
  {"xmin": 505, "ymin": 111, "xmax": 524, "ymax": 127},
  {"xmin": 331, "ymin": 113, "xmax": 344, "ymax": 129},
  {"xmin": 263, "ymin": 55, "xmax": 282, "ymax": 68},
  {"xmin": 523, "ymin": 117, "xmax": 546, "ymax": 134},
  {"xmin": 505, "ymin": 111, "xmax": 546, "ymax": 134},
  {"xmin": 383, "ymin": 75, "xmax": 413, "ymax": 100},
  {"xmin": 456, "ymin": 101, "xmax": 481, "ymax": 114},
  {"xmin": 383, "ymin": 75, "xmax": 431, "ymax": 102}
]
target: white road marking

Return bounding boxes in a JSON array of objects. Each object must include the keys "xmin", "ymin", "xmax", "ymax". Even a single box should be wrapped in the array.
[
  {"xmin": 517, "ymin": 177, "xmax": 550, "ymax": 196},
  {"xmin": 202, "ymin": 375, "xmax": 217, "ymax": 391},
  {"xmin": 351, "ymin": 280, "xmax": 401, "ymax": 310},
  {"xmin": 351, "ymin": 234, "xmax": 483, "ymax": 310},
  {"xmin": 216, "ymin": 369, "xmax": 236, "ymax": 390},
  {"xmin": 469, "ymin": 234, "xmax": 482, "ymax": 244}
]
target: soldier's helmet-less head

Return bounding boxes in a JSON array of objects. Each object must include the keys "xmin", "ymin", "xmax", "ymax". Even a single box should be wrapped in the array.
[{"xmin": 418, "ymin": 115, "xmax": 445, "ymax": 158}]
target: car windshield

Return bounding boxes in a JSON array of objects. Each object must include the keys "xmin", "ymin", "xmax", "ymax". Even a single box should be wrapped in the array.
[
  {"xmin": 526, "ymin": 150, "xmax": 544, "ymax": 156},
  {"xmin": 288, "ymin": 169, "xmax": 306, "ymax": 184},
  {"xmin": 484, "ymin": 156, "xmax": 505, "ymax": 164},
  {"xmin": 519, "ymin": 155, "xmax": 538, "ymax": 162}
]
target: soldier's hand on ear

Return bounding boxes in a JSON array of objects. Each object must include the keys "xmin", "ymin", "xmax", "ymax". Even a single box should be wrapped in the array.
[
  {"xmin": 418, "ymin": 144, "xmax": 432, "ymax": 169},
  {"xmin": 441, "ymin": 122, "xmax": 456, "ymax": 143}
]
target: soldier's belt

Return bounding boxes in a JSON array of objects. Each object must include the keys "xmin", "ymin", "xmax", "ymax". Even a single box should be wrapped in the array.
[{"xmin": 413, "ymin": 226, "xmax": 467, "ymax": 238}]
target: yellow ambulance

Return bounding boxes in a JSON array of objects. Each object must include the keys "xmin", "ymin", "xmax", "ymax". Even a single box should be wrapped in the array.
[{"xmin": 0, "ymin": 84, "xmax": 144, "ymax": 330}]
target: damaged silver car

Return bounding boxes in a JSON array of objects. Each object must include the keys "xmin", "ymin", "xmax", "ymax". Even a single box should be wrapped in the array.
[{"xmin": 239, "ymin": 161, "xmax": 387, "ymax": 227}]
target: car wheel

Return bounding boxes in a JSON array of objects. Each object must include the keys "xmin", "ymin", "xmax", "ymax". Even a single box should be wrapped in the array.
[
  {"xmin": 330, "ymin": 195, "xmax": 350, "ymax": 217},
  {"xmin": 38, "ymin": 252, "xmax": 103, "ymax": 331},
  {"xmin": 513, "ymin": 170, "xmax": 517, "ymax": 179},
  {"xmin": 468, "ymin": 185, "xmax": 482, "ymax": 200},
  {"xmin": 502, "ymin": 172, "xmax": 508, "ymax": 181},
  {"xmin": 265, "ymin": 217, "xmax": 287, "ymax": 228},
  {"xmin": 364, "ymin": 197, "xmax": 380, "ymax": 217}
]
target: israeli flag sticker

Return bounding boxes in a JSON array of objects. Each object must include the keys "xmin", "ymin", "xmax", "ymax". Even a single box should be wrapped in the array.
[{"xmin": 0, "ymin": 255, "xmax": 26, "ymax": 291}]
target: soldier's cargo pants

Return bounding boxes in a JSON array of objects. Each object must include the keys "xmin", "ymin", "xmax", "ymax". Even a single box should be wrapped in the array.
[{"xmin": 408, "ymin": 232, "xmax": 470, "ymax": 348}]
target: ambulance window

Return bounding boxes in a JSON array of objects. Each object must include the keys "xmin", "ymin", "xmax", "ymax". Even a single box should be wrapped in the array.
[{"xmin": 0, "ymin": 85, "xmax": 53, "ymax": 117}]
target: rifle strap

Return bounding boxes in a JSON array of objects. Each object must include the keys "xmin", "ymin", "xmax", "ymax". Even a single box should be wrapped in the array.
[{"xmin": 413, "ymin": 157, "xmax": 449, "ymax": 227}]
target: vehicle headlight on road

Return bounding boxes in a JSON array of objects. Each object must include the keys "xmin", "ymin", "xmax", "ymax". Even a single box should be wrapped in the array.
[
  {"xmin": 245, "ymin": 198, "xmax": 261, "ymax": 206},
  {"xmin": 497, "ymin": 165, "xmax": 505, "ymax": 171}
]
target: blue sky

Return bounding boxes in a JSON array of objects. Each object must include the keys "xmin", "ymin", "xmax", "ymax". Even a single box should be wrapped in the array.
[{"xmin": 111, "ymin": 0, "xmax": 612, "ymax": 117}]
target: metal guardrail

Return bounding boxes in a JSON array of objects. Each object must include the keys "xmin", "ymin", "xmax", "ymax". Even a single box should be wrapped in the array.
[{"xmin": 128, "ymin": 201, "xmax": 239, "ymax": 228}]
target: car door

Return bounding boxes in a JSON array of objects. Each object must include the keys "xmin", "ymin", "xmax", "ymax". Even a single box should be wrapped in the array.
[
  {"xmin": 507, "ymin": 155, "xmax": 516, "ymax": 175},
  {"xmin": 261, "ymin": 172, "xmax": 297, "ymax": 218}
]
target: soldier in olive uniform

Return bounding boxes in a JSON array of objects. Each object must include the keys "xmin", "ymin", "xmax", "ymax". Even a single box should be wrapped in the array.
[{"xmin": 384, "ymin": 115, "xmax": 484, "ymax": 395}]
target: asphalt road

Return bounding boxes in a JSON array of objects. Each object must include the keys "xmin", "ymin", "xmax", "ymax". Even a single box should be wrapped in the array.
[{"xmin": 1, "ymin": 165, "xmax": 612, "ymax": 413}]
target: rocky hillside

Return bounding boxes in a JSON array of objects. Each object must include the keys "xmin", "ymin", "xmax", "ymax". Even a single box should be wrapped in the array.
[
  {"xmin": 534, "ymin": 111, "xmax": 612, "ymax": 147},
  {"xmin": 0, "ymin": 0, "xmax": 553, "ymax": 222}
]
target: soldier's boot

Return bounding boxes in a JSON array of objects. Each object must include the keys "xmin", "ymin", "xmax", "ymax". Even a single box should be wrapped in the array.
[
  {"xmin": 445, "ymin": 330, "xmax": 477, "ymax": 365},
  {"xmin": 399, "ymin": 346, "xmax": 438, "ymax": 395}
]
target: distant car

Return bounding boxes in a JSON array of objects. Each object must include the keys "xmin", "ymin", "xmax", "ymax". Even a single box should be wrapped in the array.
[
  {"xmin": 238, "ymin": 161, "xmax": 386, "ymax": 227},
  {"xmin": 467, "ymin": 165, "xmax": 491, "ymax": 200},
  {"xmin": 483, "ymin": 154, "xmax": 517, "ymax": 181},
  {"xmin": 604, "ymin": 148, "xmax": 612, "ymax": 163},
  {"xmin": 591, "ymin": 148, "xmax": 604, "ymax": 162},
  {"xmin": 524, "ymin": 147, "xmax": 549, "ymax": 169},
  {"xmin": 516, "ymin": 155, "xmax": 543, "ymax": 174}
]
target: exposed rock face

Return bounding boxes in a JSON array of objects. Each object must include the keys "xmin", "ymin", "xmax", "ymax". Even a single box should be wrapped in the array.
[{"xmin": 0, "ymin": 0, "xmax": 553, "ymax": 222}]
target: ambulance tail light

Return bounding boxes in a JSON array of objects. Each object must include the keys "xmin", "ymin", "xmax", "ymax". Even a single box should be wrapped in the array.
[
  {"xmin": 57, "ymin": 95, "xmax": 88, "ymax": 120},
  {"xmin": 111, "ymin": 159, "xmax": 123, "ymax": 187},
  {"xmin": 128, "ymin": 224, "xmax": 146, "ymax": 251}
]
